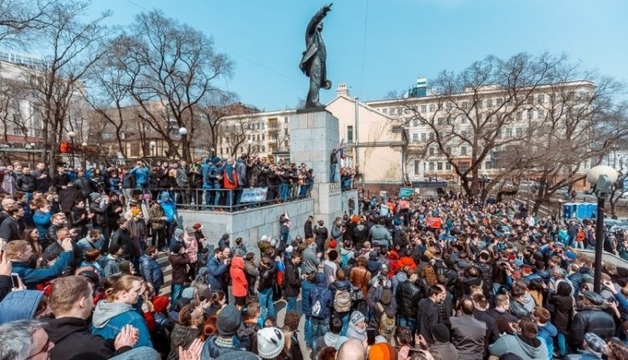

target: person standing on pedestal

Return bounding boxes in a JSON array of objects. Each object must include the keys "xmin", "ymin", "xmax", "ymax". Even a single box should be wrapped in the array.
[{"xmin": 330, "ymin": 148, "xmax": 338, "ymax": 182}]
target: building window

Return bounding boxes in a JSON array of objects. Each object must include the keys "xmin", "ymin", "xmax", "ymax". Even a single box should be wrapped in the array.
[
  {"xmin": 446, "ymin": 146, "xmax": 452, "ymax": 154},
  {"xmin": 527, "ymin": 97, "xmax": 534, "ymax": 104},
  {"xmin": 461, "ymin": 146, "xmax": 467, "ymax": 155},
  {"xmin": 537, "ymin": 94, "xmax": 545, "ymax": 104},
  {"xmin": 459, "ymin": 162, "xmax": 469, "ymax": 172},
  {"xmin": 429, "ymin": 162, "xmax": 435, "ymax": 171},
  {"xmin": 412, "ymin": 119, "xmax": 419, "ymax": 127},
  {"xmin": 429, "ymin": 147, "xmax": 435, "ymax": 156},
  {"xmin": 421, "ymin": 133, "xmax": 426, "ymax": 142},
  {"xmin": 446, "ymin": 103, "xmax": 452, "ymax": 110},
  {"xmin": 445, "ymin": 162, "xmax": 451, "ymax": 170},
  {"xmin": 412, "ymin": 133, "xmax": 418, "ymax": 143},
  {"xmin": 130, "ymin": 142, "xmax": 140, "ymax": 157},
  {"xmin": 538, "ymin": 109, "xmax": 545, "ymax": 118},
  {"xmin": 261, "ymin": 146, "xmax": 265, "ymax": 152},
  {"xmin": 429, "ymin": 132, "xmax": 434, "ymax": 140},
  {"xmin": 461, "ymin": 101, "xmax": 468, "ymax": 109},
  {"xmin": 485, "ymin": 161, "xmax": 492, "ymax": 169},
  {"xmin": 347, "ymin": 125, "xmax": 354, "ymax": 143},
  {"xmin": 429, "ymin": 104, "xmax": 435, "ymax": 112},
  {"xmin": 460, "ymin": 116, "xmax": 467, "ymax": 124},
  {"xmin": 437, "ymin": 162, "xmax": 443, "ymax": 170},
  {"xmin": 516, "ymin": 127, "xmax": 523, "ymax": 137},
  {"xmin": 284, "ymin": 117, "xmax": 289, "ymax": 123},
  {"xmin": 420, "ymin": 105, "xmax": 426, "ymax": 113},
  {"xmin": 382, "ymin": 108, "xmax": 387, "ymax": 114},
  {"xmin": 284, "ymin": 128, "xmax": 289, "ymax": 135},
  {"xmin": 486, "ymin": 98, "xmax": 493, "ymax": 108},
  {"xmin": 516, "ymin": 112, "xmax": 522, "ymax": 120},
  {"xmin": 505, "ymin": 128, "xmax": 512, "ymax": 138},
  {"xmin": 461, "ymin": 130, "xmax": 468, "ymax": 138},
  {"xmin": 414, "ymin": 160, "xmax": 420, "ymax": 175},
  {"xmin": 496, "ymin": 98, "xmax": 503, "ymax": 106},
  {"xmin": 527, "ymin": 109, "xmax": 533, "ymax": 120},
  {"xmin": 262, "ymin": 134, "xmax": 265, "ymax": 141},
  {"xmin": 477, "ymin": 100, "xmax": 483, "ymax": 109},
  {"xmin": 438, "ymin": 117, "xmax": 445, "ymax": 125},
  {"xmin": 389, "ymin": 108, "xmax": 395, "ymax": 115}
]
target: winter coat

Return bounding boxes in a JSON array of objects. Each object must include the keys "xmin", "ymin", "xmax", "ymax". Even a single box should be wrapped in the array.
[
  {"xmin": 349, "ymin": 266, "xmax": 371, "ymax": 298},
  {"xmin": 139, "ymin": 255, "xmax": 164, "ymax": 290},
  {"xmin": 301, "ymin": 246, "xmax": 320, "ymax": 274},
  {"xmin": 160, "ymin": 192, "xmax": 176, "ymax": 223},
  {"xmin": 11, "ymin": 252, "xmax": 72, "ymax": 289},
  {"xmin": 183, "ymin": 234, "xmax": 198, "ymax": 263},
  {"xmin": 45, "ymin": 316, "xmax": 127, "ymax": 360},
  {"xmin": 258, "ymin": 262, "xmax": 276, "ymax": 291},
  {"xmin": 395, "ymin": 280, "xmax": 421, "ymax": 319},
  {"xmin": 58, "ymin": 186, "xmax": 83, "ymax": 213},
  {"xmin": 569, "ymin": 306, "xmax": 616, "ymax": 350},
  {"xmin": 548, "ymin": 284, "xmax": 574, "ymax": 333},
  {"xmin": 450, "ymin": 314, "xmax": 488, "ymax": 360},
  {"xmin": 489, "ymin": 335, "xmax": 549, "ymax": 360},
  {"xmin": 207, "ymin": 256, "xmax": 228, "ymax": 291},
  {"xmin": 235, "ymin": 158, "xmax": 248, "ymax": 187},
  {"xmin": 148, "ymin": 206, "xmax": 166, "ymax": 230},
  {"xmin": 89, "ymin": 201, "xmax": 108, "ymax": 228},
  {"xmin": 129, "ymin": 166, "xmax": 150, "ymax": 187},
  {"xmin": 169, "ymin": 252, "xmax": 190, "ymax": 285},
  {"xmin": 110, "ymin": 228, "xmax": 131, "ymax": 259},
  {"xmin": 91, "ymin": 301, "xmax": 152, "ymax": 348},
  {"xmin": 284, "ymin": 261, "xmax": 302, "ymax": 298},
  {"xmin": 16, "ymin": 172, "xmax": 37, "ymax": 192},
  {"xmin": 230, "ymin": 257, "xmax": 248, "ymax": 297},
  {"xmin": 0, "ymin": 290, "xmax": 43, "ymax": 325},
  {"xmin": 32, "ymin": 210, "xmax": 52, "ymax": 243}
]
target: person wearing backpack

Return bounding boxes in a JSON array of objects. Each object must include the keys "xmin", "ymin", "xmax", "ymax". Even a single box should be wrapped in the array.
[
  {"xmin": 309, "ymin": 272, "xmax": 333, "ymax": 342},
  {"xmin": 330, "ymin": 268, "xmax": 352, "ymax": 336},
  {"xmin": 368, "ymin": 288, "xmax": 397, "ymax": 344},
  {"xmin": 284, "ymin": 251, "xmax": 304, "ymax": 312}
]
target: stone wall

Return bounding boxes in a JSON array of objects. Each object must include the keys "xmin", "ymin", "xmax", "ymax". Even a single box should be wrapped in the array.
[{"xmin": 177, "ymin": 198, "xmax": 314, "ymax": 256}]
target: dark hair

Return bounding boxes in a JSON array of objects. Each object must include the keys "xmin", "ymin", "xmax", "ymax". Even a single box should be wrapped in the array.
[
  {"xmin": 329, "ymin": 316, "xmax": 343, "ymax": 334},
  {"xmin": 460, "ymin": 298, "xmax": 474, "ymax": 315},
  {"xmin": 428, "ymin": 285, "xmax": 443, "ymax": 297},
  {"xmin": 328, "ymin": 250, "xmax": 338, "ymax": 261},
  {"xmin": 284, "ymin": 311, "xmax": 300, "ymax": 331},
  {"xmin": 174, "ymin": 297, "xmax": 192, "ymax": 312},
  {"xmin": 108, "ymin": 244, "xmax": 121, "ymax": 255}
]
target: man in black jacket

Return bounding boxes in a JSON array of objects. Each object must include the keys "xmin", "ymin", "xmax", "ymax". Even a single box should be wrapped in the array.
[
  {"xmin": 284, "ymin": 251, "xmax": 303, "ymax": 312},
  {"xmin": 417, "ymin": 285, "xmax": 445, "ymax": 345},
  {"xmin": 569, "ymin": 290, "xmax": 616, "ymax": 350},
  {"xmin": 304, "ymin": 215, "xmax": 314, "ymax": 239},
  {"xmin": 395, "ymin": 271, "xmax": 422, "ymax": 335},
  {"xmin": 45, "ymin": 275, "xmax": 148, "ymax": 360}
]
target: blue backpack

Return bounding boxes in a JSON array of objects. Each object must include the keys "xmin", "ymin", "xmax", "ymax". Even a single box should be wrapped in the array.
[{"xmin": 310, "ymin": 287, "xmax": 329, "ymax": 319}]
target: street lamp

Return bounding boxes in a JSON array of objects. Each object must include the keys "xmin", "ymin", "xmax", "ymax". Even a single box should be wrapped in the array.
[
  {"xmin": 481, "ymin": 171, "xmax": 488, "ymax": 204},
  {"xmin": 178, "ymin": 127, "xmax": 188, "ymax": 162},
  {"xmin": 67, "ymin": 131, "xmax": 76, "ymax": 167},
  {"xmin": 149, "ymin": 141, "xmax": 156, "ymax": 156},
  {"xmin": 82, "ymin": 142, "xmax": 88, "ymax": 168},
  {"xmin": 247, "ymin": 138, "xmax": 253, "ymax": 156},
  {"xmin": 587, "ymin": 165, "xmax": 619, "ymax": 293}
]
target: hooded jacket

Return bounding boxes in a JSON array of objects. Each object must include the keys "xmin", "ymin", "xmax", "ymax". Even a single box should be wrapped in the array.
[
  {"xmin": 229, "ymin": 256, "xmax": 248, "ymax": 297},
  {"xmin": 91, "ymin": 300, "xmax": 152, "ymax": 348},
  {"xmin": 160, "ymin": 192, "xmax": 176, "ymax": 222},
  {"xmin": 0, "ymin": 290, "xmax": 43, "ymax": 325},
  {"xmin": 489, "ymin": 334, "xmax": 549, "ymax": 360},
  {"xmin": 12, "ymin": 251, "xmax": 73, "ymax": 289}
]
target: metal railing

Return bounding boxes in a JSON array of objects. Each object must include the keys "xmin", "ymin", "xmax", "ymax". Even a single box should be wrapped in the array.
[{"xmin": 130, "ymin": 184, "xmax": 313, "ymax": 212}]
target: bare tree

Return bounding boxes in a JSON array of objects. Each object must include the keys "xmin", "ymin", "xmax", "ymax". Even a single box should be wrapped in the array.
[
  {"xmin": 200, "ymin": 102, "xmax": 257, "ymax": 156},
  {"xmin": 0, "ymin": 0, "xmax": 56, "ymax": 46},
  {"xmin": 394, "ymin": 53, "xmax": 627, "ymax": 206},
  {"xmin": 106, "ymin": 10, "xmax": 234, "ymax": 162},
  {"xmin": 28, "ymin": 0, "xmax": 111, "ymax": 169}
]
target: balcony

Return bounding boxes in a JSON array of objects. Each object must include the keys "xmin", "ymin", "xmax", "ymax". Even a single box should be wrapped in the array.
[{"xmin": 406, "ymin": 142, "xmax": 425, "ymax": 154}]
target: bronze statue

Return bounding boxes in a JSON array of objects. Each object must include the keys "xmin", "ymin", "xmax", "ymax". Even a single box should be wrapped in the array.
[{"xmin": 299, "ymin": 3, "xmax": 333, "ymax": 109}]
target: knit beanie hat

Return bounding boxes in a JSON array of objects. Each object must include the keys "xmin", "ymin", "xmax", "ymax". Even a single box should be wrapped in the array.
[
  {"xmin": 433, "ymin": 324, "xmax": 450, "ymax": 342},
  {"xmin": 379, "ymin": 289, "xmax": 392, "ymax": 305},
  {"xmin": 217, "ymin": 305, "xmax": 241, "ymax": 337},
  {"xmin": 350, "ymin": 311, "xmax": 366, "ymax": 326},
  {"xmin": 257, "ymin": 327, "xmax": 285, "ymax": 359},
  {"xmin": 368, "ymin": 343, "xmax": 397, "ymax": 360}
]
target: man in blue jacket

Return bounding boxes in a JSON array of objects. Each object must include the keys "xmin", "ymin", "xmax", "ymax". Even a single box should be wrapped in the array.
[
  {"xmin": 207, "ymin": 248, "xmax": 229, "ymax": 292},
  {"xmin": 128, "ymin": 160, "xmax": 150, "ymax": 191},
  {"xmin": 6, "ymin": 239, "xmax": 73, "ymax": 289}
]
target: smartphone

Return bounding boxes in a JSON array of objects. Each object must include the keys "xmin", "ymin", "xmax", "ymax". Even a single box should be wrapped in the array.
[
  {"xmin": 367, "ymin": 328, "xmax": 376, "ymax": 345},
  {"xmin": 11, "ymin": 273, "xmax": 20, "ymax": 288}
]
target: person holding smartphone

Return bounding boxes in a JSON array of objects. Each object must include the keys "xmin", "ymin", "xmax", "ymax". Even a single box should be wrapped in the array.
[{"xmin": 0, "ymin": 249, "xmax": 14, "ymax": 301}]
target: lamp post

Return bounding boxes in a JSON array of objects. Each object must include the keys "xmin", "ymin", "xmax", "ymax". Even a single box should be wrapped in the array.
[
  {"xmin": 481, "ymin": 172, "xmax": 488, "ymax": 204},
  {"xmin": 587, "ymin": 165, "xmax": 619, "ymax": 293},
  {"xmin": 247, "ymin": 138, "xmax": 253, "ymax": 156},
  {"xmin": 178, "ymin": 127, "xmax": 188, "ymax": 162},
  {"xmin": 558, "ymin": 198, "xmax": 564, "ymax": 219},
  {"xmin": 81, "ymin": 142, "xmax": 88, "ymax": 168},
  {"xmin": 67, "ymin": 131, "xmax": 76, "ymax": 167}
]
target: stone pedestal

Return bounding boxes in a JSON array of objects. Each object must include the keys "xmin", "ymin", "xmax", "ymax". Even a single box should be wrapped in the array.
[{"xmin": 290, "ymin": 109, "xmax": 342, "ymax": 228}]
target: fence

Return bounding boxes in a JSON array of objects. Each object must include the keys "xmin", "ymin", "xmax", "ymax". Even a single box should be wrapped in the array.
[{"xmin": 131, "ymin": 184, "xmax": 312, "ymax": 212}]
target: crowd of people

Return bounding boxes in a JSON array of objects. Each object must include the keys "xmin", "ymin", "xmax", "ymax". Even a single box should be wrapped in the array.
[{"xmin": 2, "ymin": 159, "xmax": 628, "ymax": 360}]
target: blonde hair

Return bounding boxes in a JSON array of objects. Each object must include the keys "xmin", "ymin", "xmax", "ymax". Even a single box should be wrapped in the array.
[
  {"xmin": 49, "ymin": 276, "xmax": 92, "ymax": 315},
  {"xmin": 105, "ymin": 275, "xmax": 143, "ymax": 301},
  {"xmin": 5, "ymin": 240, "xmax": 30, "ymax": 260}
]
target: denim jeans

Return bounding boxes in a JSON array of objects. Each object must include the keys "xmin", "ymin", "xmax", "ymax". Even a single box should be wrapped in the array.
[
  {"xmin": 398, "ymin": 315, "xmax": 416, "ymax": 336},
  {"xmin": 259, "ymin": 288, "xmax": 275, "ymax": 323},
  {"xmin": 574, "ymin": 241, "xmax": 584, "ymax": 249},
  {"xmin": 170, "ymin": 283, "xmax": 184, "ymax": 310},
  {"xmin": 311, "ymin": 317, "xmax": 329, "ymax": 344},
  {"xmin": 330, "ymin": 164, "xmax": 337, "ymax": 182},
  {"xmin": 203, "ymin": 183, "xmax": 213, "ymax": 206},
  {"xmin": 304, "ymin": 315, "xmax": 313, "ymax": 348},
  {"xmin": 280, "ymin": 183, "xmax": 289, "ymax": 200},
  {"xmin": 557, "ymin": 332, "xmax": 568, "ymax": 357},
  {"xmin": 286, "ymin": 296, "xmax": 297, "ymax": 312},
  {"xmin": 213, "ymin": 185, "xmax": 222, "ymax": 207}
]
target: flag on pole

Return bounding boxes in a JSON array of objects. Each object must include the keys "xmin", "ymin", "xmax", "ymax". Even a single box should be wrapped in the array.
[{"xmin": 339, "ymin": 138, "xmax": 346, "ymax": 159}]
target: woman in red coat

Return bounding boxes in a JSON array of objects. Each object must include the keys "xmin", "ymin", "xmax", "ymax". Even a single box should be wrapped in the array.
[{"xmin": 229, "ymin": 256, "xmax": 248, "ymax": 310}]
